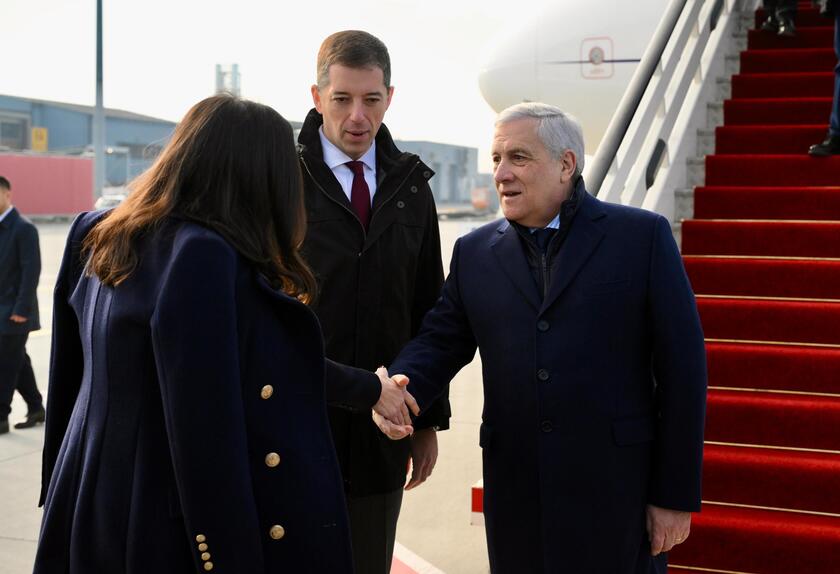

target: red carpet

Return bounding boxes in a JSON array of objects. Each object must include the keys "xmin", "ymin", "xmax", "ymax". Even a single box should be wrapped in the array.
[
  {"xmin": 713, "ymin": 125, "xmax": 829, "ymax": 154},
  {"xmin": 706, "ymin": 342, "xmax": 840, "ymax": 394},
  {"xmin": 669, "ymin": 5, "xmax": 840, "ymax": 572},
  {"xmin": 703, "ymin": 444, "xmax": 840, "ymax": 514},
  {"xmin": 693, "ymin": 185, "xmax": 840, "ymax": 218},
  {"xmin": 705, "ymin": 389, "xmax": 840, "ymax": 451},
  {"xmin": 697, "ymin": 297, "xmax": 840, "ymax": 345}
]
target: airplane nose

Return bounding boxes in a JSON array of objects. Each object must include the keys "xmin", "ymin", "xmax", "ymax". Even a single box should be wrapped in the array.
[{"xmin": 478, "ymin": 30, "xmax": 540, "ymax": 113}]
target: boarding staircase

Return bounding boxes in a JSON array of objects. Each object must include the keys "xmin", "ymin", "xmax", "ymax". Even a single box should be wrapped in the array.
[{"xmin": 669, "ymin": 2, "xmax": 840, "ymax": 572}]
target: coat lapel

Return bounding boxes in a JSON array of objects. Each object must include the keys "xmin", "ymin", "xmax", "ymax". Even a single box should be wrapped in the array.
[
  {"xmin": 540, "ymin": 193, "xmax": 606, "ymax": 314},
  {"xmin": 490, "ymin": 220, "xmax": 541, "ymax": 312}
]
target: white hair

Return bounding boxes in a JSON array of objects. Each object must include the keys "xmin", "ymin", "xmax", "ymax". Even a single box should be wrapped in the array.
[{"xmin": 496, "ymin": 102, "xmax": 585, "ymax": 175}]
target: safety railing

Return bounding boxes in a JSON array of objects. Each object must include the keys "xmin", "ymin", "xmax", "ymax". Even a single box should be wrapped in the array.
[{"xmin": 584, "ymin": 0, "xmax": 761, "ymax": 221}]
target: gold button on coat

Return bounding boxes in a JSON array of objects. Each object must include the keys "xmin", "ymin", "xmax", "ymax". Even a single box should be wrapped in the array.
[
  {"xmin": 198, "ymin": 542, "xmax": 208, "ymax": 552},
  {"xmin": 265, "ymin": 452, "xmax": 281, "ymax": 467},
  {"xmin": 201, "ymin": 552, "xmax": 211, "ymax": 561},
  {"xmin": 203, "ymin": 562, "xmax": 214, "ymax": 571},
  {"xmin": 260, "ymin": 385, "xmax": 273, "ymax": 399},
  {"xmin": 269, "ymin": 525, "xmax": 285, "ymax": 540},
  {"xmin": 195, "ymin": 534, "xmax": 206, "ymax": 543}
]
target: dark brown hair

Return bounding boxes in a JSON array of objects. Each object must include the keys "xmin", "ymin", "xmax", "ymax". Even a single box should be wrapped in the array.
[
  {"xmin": 0, "ymin": 176, "xmax": 10, "ymax": 190},
  {"xmin": 317, "ymin": 30, "xmax": 391, "ymax": 89},
  {"xmin": 83, "ymin": 94, "xmax": 316, "ymax": 303}
]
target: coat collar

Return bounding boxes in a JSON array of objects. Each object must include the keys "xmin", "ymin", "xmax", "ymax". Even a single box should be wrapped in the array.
[
  {"xmin": 490, "ymin": 180, "xmax": 607, "ymax": 314},
  {"xmin": 0, "ymin": 206, "xmax": 20, "ymax": 230}
]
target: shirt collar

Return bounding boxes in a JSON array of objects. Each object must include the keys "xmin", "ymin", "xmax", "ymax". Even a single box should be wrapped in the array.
[
  {"xmin": 0, "ymin": 205, "xmax": 13, "ymax": 224},
  {"xmin": 318, "ymin": 127, "xmax": 376, "ymax": 172},
  {"xmin": 530, "ymin": 214, "xmax": 560, "ymax": 233}
]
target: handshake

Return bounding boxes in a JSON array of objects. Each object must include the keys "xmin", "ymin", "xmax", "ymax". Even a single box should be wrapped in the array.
[{"xmin": 372, "ymin": 367, "xmax": 419, "ymax": 440}]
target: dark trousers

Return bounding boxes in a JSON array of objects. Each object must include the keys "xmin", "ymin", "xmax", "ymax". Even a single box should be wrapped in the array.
[
  {"xmin": 0, "ymin": 333, "xmax": 43, "ymax": 420},
  {"xmin": 346, "ymin": 488, "xmax": 403, "ymax": 574}
]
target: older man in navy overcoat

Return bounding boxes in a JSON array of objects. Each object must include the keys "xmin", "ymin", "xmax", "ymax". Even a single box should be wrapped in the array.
[{"xmin": 386, "ymin": 103, "xmax": 707, "ymax": 573}]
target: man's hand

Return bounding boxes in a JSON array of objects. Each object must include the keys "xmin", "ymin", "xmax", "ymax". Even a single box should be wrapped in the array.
[
  {"xmin": 647, "ymin": 504, "xmax": 691, "ymax": 556},
  {"xmin": 405, "ymin": 428, "xmax": 438, "ymax": 490},
  {"xmin": 9, "ymin": 314, "xmax": 27, "ymax": 323},
  {"xmin": 372, "ymin": 367, "xmax": 419, "ymax": 439}
]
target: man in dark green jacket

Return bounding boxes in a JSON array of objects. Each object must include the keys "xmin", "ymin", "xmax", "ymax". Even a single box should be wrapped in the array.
[{"xmin": 298, "ymin": 30, "xmax": 451, "ymax": 574}]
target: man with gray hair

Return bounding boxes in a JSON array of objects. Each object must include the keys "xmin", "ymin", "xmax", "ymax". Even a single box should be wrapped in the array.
[{"xmin": 379, "ymin": 102, "xmax": 707, "ymax": 573}]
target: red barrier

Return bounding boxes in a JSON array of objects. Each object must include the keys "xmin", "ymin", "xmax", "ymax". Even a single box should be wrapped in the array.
[{"xmin": 0, "ymin": 153, "xmax": 94, "ymax": 215}]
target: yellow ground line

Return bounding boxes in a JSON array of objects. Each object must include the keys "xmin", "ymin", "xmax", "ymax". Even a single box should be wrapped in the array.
[
  {"xmin": 683, "ymin": 254, "xmax": 840, "ymax": 261},
  {"xmin": 702, "ymin": 500, "xmax": 840, "ymax": 519},
  {"xmin": 705, "ymin": 338, "xmax": 840, "ymax": 349},
  {"xmin": 708, "ymin": 386, "xmax": 840, "ymax": 399},
  {"xmin": 704, "ymin": 441, "xmax": 840, "ymax": 456},
  {"xmin": 669, "ymin": 565, "xmax": 757, "ymax": 574},
  {"xmin": 696, "ymin": 294, "xmax": 840, "ymax": 303}
]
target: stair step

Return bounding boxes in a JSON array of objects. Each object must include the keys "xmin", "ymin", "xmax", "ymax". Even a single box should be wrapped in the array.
[
  {"xmin": 706, "ymin": 154, "xmax": 840, "ymax": 186},
  {"xmin": 697, "ymin": 297, "xmax": 840, "ymax": 346},
  {"xmin": 706, "ymin": 388, "xmax": 840, "ymax": 451},
  {"xmin": 693, "ymin": 185, "xmax": 840, "ymax": 219},
  {"xmin": 748, "ymin": 26, "xmax": 835, "ymax": 50},
  {"xmin": 703, "ymin": 444, "xmax": 840, "ymax": 515},
  {"xmin": 683, "ymin": 219, "xmax": 840, "ymax": 258},
  {"xmin": 740, "ymin": 47, "xmax": 837, "ymax": 73},
  {"xmin": 723, "ymin": 97, "xmax": 832, "ymax": 125},
  {"xmin": 669, "ymin": 503, "xmax": 840, "ymax": 574},
  {"xmin": 713, "ymin": 125, "xmax": 827, "ymax": 154},
  {"xmin": 705, "ymin": 341, "xmax": 840, "ymax": 395},
  {"xmin": 731, "ymin": 72, "xmax": 834, "ymax": 98}
]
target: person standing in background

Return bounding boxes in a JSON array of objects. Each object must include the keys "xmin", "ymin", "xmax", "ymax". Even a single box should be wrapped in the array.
[{"xmin": 0, "ymin": 175, "xmax": 44, "ymax": 435}]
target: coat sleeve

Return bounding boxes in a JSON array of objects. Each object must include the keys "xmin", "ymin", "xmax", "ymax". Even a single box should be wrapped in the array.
[
  {"xmin": 150, "ymin": 231, "xmax": 265, "ymax": 573},
  {"xmin": 324, "ymin": 358, "xmax": 381, "ymax": 410},
  {"xmin": 410, "ymin": 189, "xmax": 452, "ymax": 430},
  {"xmin": 646, "ymin": 215, "xmax": 707, "ymax": 512},
  {"xmin": 39, "ymin": 213, "xmax": 91, "ymax": 506},
  {"xmin": 12, "ymin": 221, "xmax": 40, "ymax": 318},
  {"xmin": 391, "ymin": 238, "xmax": 477, "ymax": 414}
]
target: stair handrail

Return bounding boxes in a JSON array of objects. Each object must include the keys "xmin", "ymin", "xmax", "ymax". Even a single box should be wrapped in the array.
[
  {"xmin": 585, "ymin": 0, "xmax": 761, "ymax": 220},
  {"xmin": 585, "ymin": 0, "xmax": 690, "ymax": 196}
]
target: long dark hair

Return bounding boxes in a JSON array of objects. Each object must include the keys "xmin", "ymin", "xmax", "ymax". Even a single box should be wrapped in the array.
[{"xmin": 84, "ymin": 94, "xmax": 316, "ymax": 303}]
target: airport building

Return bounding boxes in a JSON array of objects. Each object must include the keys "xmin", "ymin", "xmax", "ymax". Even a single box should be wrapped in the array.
[
  {"xmin": 397, "ymin": 141, "xmax": 478, "ymax": 205},
  {"xmin": 0, "ymin": 94, "xmax": 176, "ymax": 187}
]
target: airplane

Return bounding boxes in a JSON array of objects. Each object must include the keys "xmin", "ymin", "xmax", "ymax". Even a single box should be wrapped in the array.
[{"xmin": 478, "ymin": 0, "xmax": 668, "ymax": 155}]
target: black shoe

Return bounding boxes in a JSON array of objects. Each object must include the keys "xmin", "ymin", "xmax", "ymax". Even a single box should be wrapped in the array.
[
  {"xmin": 809, "ymin": 135, "xmax": 840, "ymax": 156},
  {"xmin": 777, "ymin": 16, "xmax": 796, "ymax": 37},
  {"xmin": 760, "ymin": 15, "xmax": 779, "ymax": 32},
  {"xmin": 14, "ymin": 407, "xmax": 45, "ymax": 429},
  {"xmin": 0, "ymin": 420, "xmax": 8, "ymax": 435}
]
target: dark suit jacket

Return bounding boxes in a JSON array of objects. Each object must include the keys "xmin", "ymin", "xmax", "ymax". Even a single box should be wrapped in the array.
[
  {"xmin": 36, "ymin": 212, "xmax": 376, "ymax": 574},
  {"xmin": 0, "ymin": 207, "xmax": 41, "ymax": 334},
  {"xmin": 391, "ymin": 184, "xmax": 707, "ymax": 574}
]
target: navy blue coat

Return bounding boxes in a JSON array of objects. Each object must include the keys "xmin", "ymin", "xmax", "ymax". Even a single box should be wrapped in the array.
[
  {"xmin": 391, "ymin": 187, "xmax": 707, "ymax": 573},
  {"xmin": 0, "ymin": 207, "xmax": 41, "ymax": 334},
  {"xmin": 36, "ymin": 212, "xmax": 376, "ymax": 573}
]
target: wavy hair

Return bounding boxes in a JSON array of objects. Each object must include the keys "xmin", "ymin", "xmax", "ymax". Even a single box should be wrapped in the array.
[{"xmin": 83, "ymin": 94, "xmax": 316, "ymax": 303}]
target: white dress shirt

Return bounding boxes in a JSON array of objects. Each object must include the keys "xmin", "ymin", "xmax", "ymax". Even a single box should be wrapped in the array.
[{"xmin": 318, "ymin": 127, "xmax": 377, "ymax": 205}]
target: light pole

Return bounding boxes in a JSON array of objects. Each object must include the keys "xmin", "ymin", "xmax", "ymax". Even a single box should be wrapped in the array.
[{"xmin": 93, "ymin": 0, "xmax": 105, "ymax": 199}]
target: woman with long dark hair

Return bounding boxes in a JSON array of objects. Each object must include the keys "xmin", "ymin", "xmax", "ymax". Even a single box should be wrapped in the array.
[{"xmin": 33, "ymin": 95, "xmax": 414, "ymax": 573}]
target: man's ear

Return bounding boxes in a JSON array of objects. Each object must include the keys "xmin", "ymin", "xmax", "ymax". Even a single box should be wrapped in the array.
[
  {"xmin": 311, "ymin": 84, "xmax": 323, "ymax": 113},
  {"xmin": 560, "ymin": 150, "xmax": 577, "ymax": 183},
  {"xmin": 385, "ymin": 85, "xmax": 395, "ymax": 110}
]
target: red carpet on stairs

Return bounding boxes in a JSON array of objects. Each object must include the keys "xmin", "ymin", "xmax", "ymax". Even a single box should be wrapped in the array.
[{"xmin": 669, "ymin": 3, "xmax": 840, "ymax": 573}]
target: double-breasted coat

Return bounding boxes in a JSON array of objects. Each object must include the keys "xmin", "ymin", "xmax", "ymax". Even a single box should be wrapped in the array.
[
  {"xmin": 36, "ymin": 211, "xmax": 376, "ymax": 573},
  {"xmin": 391, "ymin": 182, "xmax": 707, "ymax": 573}
]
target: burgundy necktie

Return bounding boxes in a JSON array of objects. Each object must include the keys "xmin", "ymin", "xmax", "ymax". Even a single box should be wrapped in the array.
[{"xmin": 345, "ymin": 161, "xmax": 371, "ymax": 231}]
